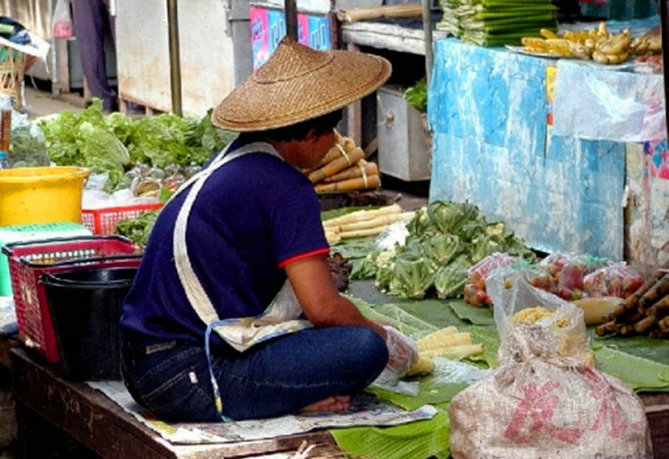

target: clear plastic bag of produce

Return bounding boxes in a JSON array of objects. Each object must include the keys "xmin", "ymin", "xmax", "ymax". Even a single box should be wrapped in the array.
[
  {"xmin": 0, "ymin": 101, "xmax": 50, "ymax": 167},
  {"xmin": 486, "ymin": 268, "xmax": 594, "ymax": 365},
  {"xmin": 462, "ymin": 252, "xmax": 517, "ymax": 307},
  {"xmin": 582, "ymin": 261, "xmax": 645, "ymax": 299},
  {"xmin": 537, "ymin": 252, "xmax": 609, "ymax": 301},
  {"xmin": 447, "ymin": 268, "xmax": 653, "ymax": 458}
]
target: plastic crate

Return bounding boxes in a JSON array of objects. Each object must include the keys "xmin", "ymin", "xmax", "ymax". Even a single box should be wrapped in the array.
[
  {"xmin": 0, "ymin": 222, "xmax": 92, "ymax": 297},
  {"xmin": 81, "ymin": 202, "xmax": 163, "ymax": 234},
  {"xmin": 2, "ymin": 235, "xmax": 142, "ymax": 363}
]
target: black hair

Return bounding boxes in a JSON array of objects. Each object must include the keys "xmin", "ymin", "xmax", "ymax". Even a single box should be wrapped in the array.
[{"xmin": 241, "ymin": 109, "xmax": 343, "ymax": 143}]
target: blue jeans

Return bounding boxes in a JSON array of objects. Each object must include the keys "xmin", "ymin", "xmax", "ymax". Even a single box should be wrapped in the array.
[{"xmin": 120, "ymin": 326, "xmax": 388, "ymax": 422}]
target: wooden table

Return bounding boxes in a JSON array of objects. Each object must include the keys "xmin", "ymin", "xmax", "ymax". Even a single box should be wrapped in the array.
[
  {"xmin": 9, "ymin": 348, "xmax": 341, "ymax": 458},
  {"xmin": 8, "ymin": 345, "xmax": 669, "ymax": 458}
]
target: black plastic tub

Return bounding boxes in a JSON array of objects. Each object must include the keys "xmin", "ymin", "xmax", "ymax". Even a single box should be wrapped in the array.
[{"xmin": 41, "ymin": 267, "xmax": 137, "ymax": 381}]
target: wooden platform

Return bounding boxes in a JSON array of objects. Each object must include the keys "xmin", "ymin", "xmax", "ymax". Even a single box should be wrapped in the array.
[{"xmin": 9, "ymin": 348, "xmax": 341, "ymax": 458}]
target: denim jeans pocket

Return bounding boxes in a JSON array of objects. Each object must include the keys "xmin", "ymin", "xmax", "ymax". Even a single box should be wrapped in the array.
[{"xmin": 130, "ymin": 345, "xmax": 219, "ymax": 422}]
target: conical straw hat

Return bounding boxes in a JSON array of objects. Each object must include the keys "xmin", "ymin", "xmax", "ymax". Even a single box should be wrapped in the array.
[{"xmin": 212, "ymin": 36, "xmax": 392, "ymax": 132}]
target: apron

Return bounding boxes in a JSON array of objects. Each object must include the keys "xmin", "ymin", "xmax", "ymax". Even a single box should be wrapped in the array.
[{"xmin": 168, "ymin": 141, "xmax": 313, "ymax": 419}]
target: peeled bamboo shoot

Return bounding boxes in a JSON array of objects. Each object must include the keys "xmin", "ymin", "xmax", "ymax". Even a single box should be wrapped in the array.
[
  {"xmin": 337, "ymin": 211, "xmax": 414, "ymax": 233},
  {"xmin": 572, "ymin": 296, "xmax": 622, "ymax": 325},
  {"xmin": 337, "ymin": 225, "xmax": 388, "ymax": 239},
  {"xmin": 322, "ymin": 204, "xmax": 402, "ymax": 228}
]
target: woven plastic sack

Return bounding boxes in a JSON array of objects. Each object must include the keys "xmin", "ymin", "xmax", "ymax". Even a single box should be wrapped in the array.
[{"xmin": 447, "ymin": 268, "xmax": 653, "ymax": 458}]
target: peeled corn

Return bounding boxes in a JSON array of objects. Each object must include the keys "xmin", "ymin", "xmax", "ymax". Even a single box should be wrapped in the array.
[
  {"xmin": 417, "ymin": 330, "xmax": 471, "ymax": 352},
  {"xmin": 407, "ymin": 356, "xmax": 436, "ymax": 376},
  {"xmin": 421, "ymin": 343, "xmax": 483, "ymax": 360}
]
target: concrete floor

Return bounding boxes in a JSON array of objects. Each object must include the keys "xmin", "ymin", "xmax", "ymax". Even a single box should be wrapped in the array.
[{"xmin": 22, "ymin": 84, "xmax": 86, "ymax": 120}]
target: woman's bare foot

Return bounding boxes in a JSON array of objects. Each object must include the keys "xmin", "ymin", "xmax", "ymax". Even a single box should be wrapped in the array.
[{"xmin": 300, "ymin": 395, "xmax": 350, "ymax": 413}]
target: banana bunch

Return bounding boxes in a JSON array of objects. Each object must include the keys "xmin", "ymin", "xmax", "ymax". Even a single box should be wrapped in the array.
[
  {"xmin": 520, "ymin": 22, "xmax": 635, "ymax": 65},
  {"xmin": 591, "ymin": 27, "xmax": 631, "ymax": 65},
  {"xmin": 630, "ymin": 32, "xmax": 662, "ymax": 56}
]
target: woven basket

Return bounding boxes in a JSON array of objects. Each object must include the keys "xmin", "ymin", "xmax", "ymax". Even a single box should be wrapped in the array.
[{"xmin": 0, "ymin": 45, "xmax": 26, "ymax": 110}]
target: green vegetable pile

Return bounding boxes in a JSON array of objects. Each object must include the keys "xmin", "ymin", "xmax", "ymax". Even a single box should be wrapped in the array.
[
  {"xmin": 114, "ymin": 209, "xmax": 161, "ymax": 247},
  {"xmin": 436, "ymin": 0, "xmax": 558, "ymax": 47},
  {"xmin": 39, "ymin": 98, "xmax": 236, "ymax": 193},
  {"xmin": 350, "ymin": 200, "xmax": 536, "ymax": 300}
]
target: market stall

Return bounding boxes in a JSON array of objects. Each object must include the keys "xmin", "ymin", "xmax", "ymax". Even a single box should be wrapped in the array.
[
  {"xmin": 0, "ymin": 1, "xmax": 668, "ymax": 458},
  {"xmin": 428, "ymin": 16, "xmax": 667, "ymax": 274}
]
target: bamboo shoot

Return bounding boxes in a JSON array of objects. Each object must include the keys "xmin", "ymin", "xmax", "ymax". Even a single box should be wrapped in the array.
[{"xmin": 314, "ymin": 173, "xmax": 379, "ymax": 192}]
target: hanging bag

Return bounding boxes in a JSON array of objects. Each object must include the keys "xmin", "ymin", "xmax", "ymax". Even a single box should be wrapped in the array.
[{"xmin": 52, "ymin": 0, "xmax": 73, "ymax": 39}]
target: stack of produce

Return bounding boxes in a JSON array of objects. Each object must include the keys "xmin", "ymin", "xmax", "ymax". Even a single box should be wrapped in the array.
[
  {"xmin": 596, "ymin": 267, "xmax": 669, "ymax": 339},
  {"xmin": 463, "ymin": 252, "xmax": 644, "ymax": 306},
  {"xmin": 38, "ymin": 99, "xmax": 235, "ymax": 193},
  {"xmin": 352, "ymin": 200, "xmax": 535, "ymax": 300},
  {"xmin": 436, "ymin": 0, "xmax": 464, "ymax": 36},
  {"xmin": 306, "ymin": 130, "xmax": 381, "ymax": 194},
  {"xmin": 452, "ymin": 0, "xmax": 558, "ymax": 47},
  {"xmin": 407, "ymin": 325, "xmax": 484, "ymax": 376},
  {"xmin": 520, "ymin": 22, "xmax": 637, "ymax": 64},
  {"xmin": 322, "ymin": 204, "xmax": 415, "ymax": 244}
]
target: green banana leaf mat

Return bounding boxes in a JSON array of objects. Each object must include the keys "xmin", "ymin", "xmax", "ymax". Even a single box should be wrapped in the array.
[{"xmin": 328, "ymin": 279, "xmax": 669, "ymax": 459}]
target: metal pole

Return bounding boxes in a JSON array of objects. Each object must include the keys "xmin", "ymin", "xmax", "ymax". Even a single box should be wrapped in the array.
[
  {"xmin": 422, "ymin": 0, "xmax": 433, "ymax": 86},
  {"xmin": 284, "ymin": 0, "xmax": 298, "ymax": 40},
  {"xmin": 661, "ymin": 0, "xmax": 669, "ymax": 139},
  {"xmin": 167, "ymin": 0, "xmax": 182, "ymax": 116}
]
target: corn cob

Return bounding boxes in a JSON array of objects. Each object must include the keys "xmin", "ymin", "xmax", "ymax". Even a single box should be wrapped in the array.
[
  {"xmin": 407, "ymin": 356, "xmax": 436, "ymax": 376},
  {"xmin": 421, "ymin": 343, "xmax": 484, "ymax": 360},
  {"xmin": 417, "ymin": 331, "xmax": 472, "ymax": 352}
]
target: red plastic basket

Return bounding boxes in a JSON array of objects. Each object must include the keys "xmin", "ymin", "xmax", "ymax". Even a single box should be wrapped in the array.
[
  {"xmin": 81, "ymin": 202, "xmax": 163, "ymax": 234},
  {"xmin": 2, "ymin": 235, "xmax": 142, "ymax": 363}
]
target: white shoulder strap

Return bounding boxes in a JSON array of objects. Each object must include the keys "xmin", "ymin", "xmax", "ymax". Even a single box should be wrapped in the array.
[{"xmin": 173, "ymin": 142, "xmax": 282, "ymax": 325}]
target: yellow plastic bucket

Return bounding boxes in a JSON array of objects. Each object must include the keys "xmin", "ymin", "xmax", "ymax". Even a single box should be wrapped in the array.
[{"xmin": 0, "ymin": 166, "xmax": 90, "ymax": 226}]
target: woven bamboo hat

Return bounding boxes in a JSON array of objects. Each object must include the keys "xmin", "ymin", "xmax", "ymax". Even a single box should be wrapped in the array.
[{"xmin": 212, "ymin": 36, "xmax": 392, "ymax": 132}]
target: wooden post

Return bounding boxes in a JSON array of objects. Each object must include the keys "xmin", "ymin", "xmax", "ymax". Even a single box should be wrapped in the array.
[
  {"xmin": 661, "ymin": 0, "xmax": 669, "ymax": 140},
  {"xmin": 284, "ymin": 0, "xmax": 298, "ymax": 40},
  {"xmin": 422, "ymin": 0, "xmax": 433, "ymax": 86},
  {"xmin": 166, "ymin": 0, "xmax": 182, "ymax": 116}
]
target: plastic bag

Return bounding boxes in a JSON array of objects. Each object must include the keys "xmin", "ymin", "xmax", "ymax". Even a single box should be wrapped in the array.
[
  {"xmin": 486, "ymin": 268, "xmax": 594, "ymax": 365},
  {"xmin": 583, "ymin": 262, "xmax": 645, "ymax": 299},
  {"xmin": 463, "ymin": 252, "xmax": 517, "ymax": 306},
  {"xmin": 448, "ymin": 267, "xmax": 653, "ymax": 458},
  {"xmin": 371, "ymin": 326, "xmax": 419, "ymax": 387},
  {"xmin": 52, "ymin": 0, "xmax": 73, "ymax": 38}
]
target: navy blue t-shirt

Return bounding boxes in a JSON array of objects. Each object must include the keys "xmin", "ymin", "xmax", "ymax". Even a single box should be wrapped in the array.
[{"xmin": 120, "ymin": 140, "xmax": 330, "ymax": 351}]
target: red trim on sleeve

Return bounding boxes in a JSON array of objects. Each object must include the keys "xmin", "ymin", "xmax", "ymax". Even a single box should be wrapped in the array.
[{"xmin": 278, "ymin": 247, "xmax": 330, "ymax": 268}]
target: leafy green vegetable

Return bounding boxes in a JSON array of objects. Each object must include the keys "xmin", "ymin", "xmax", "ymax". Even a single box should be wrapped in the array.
[
  {"xmin": 352, "ymin": 200, "xmax": 535, "ymax": 300},
  {"xmin": 114, "ymin": 209, "xmax": 161, "ymax": 246},
  {"xmin": 39, "ymin": 98, "xmax": 235, "ymax": 192},
  {"xmin": 387, "ymin": 255, "xmax": 435, "ymax": 299},
  {"xmin": 403, "ymin": 77, "xmax": 428, "ymax": 113},
  {"xmin": 433, "ymin": 256, "xmax": 469, "ymax": 299}
]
